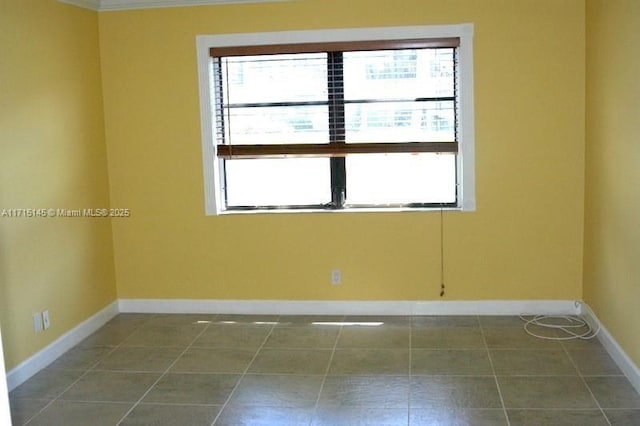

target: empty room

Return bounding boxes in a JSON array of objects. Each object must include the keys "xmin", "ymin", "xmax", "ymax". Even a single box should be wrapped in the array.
[{"xmin": 1, "ymin": 0, "xmax": 639, "ymax": 425}]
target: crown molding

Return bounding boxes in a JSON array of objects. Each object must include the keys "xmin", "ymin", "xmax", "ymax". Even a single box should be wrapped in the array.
[
  {"xmin": 58, "ymin": 0, "xmax": 101, "ymax": 11},
  {"xmin": 58, "ymin": 0, "xmax": 284, "ymax": 12}
]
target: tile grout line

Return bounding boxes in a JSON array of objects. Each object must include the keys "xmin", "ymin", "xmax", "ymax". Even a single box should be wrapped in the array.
[
  {"xmin": 30, "ymin": 399, "xmax": 217, "ymax": 406},
  {"xmin": 20, "ymin": 315, "xmax": 630, "ymax": 425},
  {"xmin": 21, "ymin": 353, "xmax": 114, "ymax": 426},
  {"xmin": 309, "ymin": 321, "xmax": 344, "ymax": 426},
  {"xmin": 21, "ymin": 316, "xmax": 155, "ymax": 426},
  {"xmin": 209, "ymin": 320, "xmax": 278, "ymax": 426},
  {"xmin": 113, "ymin": 318, "xmax": 215, "ymax": 426},
  {"xmin": 479, "ymin": 317, "xmax": 511, "ymax": 426},
  {"xmin": 560, "ymin": 339, "xmax": 612, "ymax": 426}
]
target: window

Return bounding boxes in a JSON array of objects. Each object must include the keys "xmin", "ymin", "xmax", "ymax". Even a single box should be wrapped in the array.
[{"xmin": 197, "ymin": 25, "xmax": 475, "ymax": 214}]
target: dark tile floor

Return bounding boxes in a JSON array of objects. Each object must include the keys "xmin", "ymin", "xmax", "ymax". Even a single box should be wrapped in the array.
[{"xmin": 8, "ymin": 314, "xmax": 640, "ymax": 425}]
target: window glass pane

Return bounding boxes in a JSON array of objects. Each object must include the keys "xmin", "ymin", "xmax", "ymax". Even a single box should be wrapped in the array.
[
  {"xmin": 214, "ymin": 45, "xmax": 462, "ymax": 211},
  {"xmin": 345, "ymin": 153, "xmax": 456, "ymax": 205},
  {"xmin": 224, "ymin": 105, "xmax": 329, "ymax": 144},
  {"xmin": 343, "ymin": 48, "xmax": 454, "ymax": 100},
  {"xmin": 225, "ymin": 158, "xmax": 331, "ymax": 207},
  {"xmin": 222, "ymin": 54, "xmax": 328, "ymax": 104},
  {"xmin": 345, "ymin": 101, "xmax": 455, "ymax": 142}
]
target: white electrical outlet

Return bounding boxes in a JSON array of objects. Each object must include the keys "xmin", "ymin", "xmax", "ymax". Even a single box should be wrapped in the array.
[
  {"xmin": 33, "ymin": 313, "xmax": 43, "ymax": 333},
  {"xmin": 331, "ymin": 269, "xmax": 342, "ymax": 285},
  {"xmin": 42, "ymin": 310, "xmax": 50, "ymax": 330}
]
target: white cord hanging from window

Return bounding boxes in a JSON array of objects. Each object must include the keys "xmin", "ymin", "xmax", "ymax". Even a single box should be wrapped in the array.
[{"xmin": 440, "ymin": 207, "xmax": 445, "ymax": 297}]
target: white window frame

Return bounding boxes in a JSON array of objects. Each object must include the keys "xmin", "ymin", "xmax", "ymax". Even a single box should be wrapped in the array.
[{"xmin": 196, "ymin": 24, "xmax": 475, "ymax": 215}]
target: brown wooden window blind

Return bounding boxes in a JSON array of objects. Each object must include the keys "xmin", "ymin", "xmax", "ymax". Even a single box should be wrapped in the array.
[{"xmin": 210, "ymin": 38, "xmax": 460, "ymax": 210}]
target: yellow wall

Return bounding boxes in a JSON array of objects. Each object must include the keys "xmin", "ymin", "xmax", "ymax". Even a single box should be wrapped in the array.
[
  {"xmin": 584, "ymin": 0, "xmax": 640, "ymax": 368},
  {"xmin": 99, "ymin": 0, "xmax": 586, "ymax": 301},
  {"xmin": 0, "ymin": 1, "xmax": 117, "ymax": 369}
]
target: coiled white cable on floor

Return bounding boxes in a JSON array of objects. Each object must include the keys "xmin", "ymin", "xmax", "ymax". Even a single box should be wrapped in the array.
[{"xmin": 520, "ymin": 304, "xmax": 600, "ymax": 341}]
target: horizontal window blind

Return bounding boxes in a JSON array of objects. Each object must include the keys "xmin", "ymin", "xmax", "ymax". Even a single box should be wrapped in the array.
[
  {"xmin": 211, "ymin": 40, "xmax": 459, "ymax": 160},
  {"xmin": 216, "ymin": 142, "xmax": 458, "ymax": 159},
  {"xmin": 209, "ymin": 37, "xmax": 460, "ymax": 57},
  {"xmin": 210, "ymin": 37, "xmax": 461, "ymax": 210}
]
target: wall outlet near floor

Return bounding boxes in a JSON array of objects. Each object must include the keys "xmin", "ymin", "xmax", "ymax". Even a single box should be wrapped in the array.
[
  {"xmin": 33, "ymin": 313, "xmax": 43, "ymax": 333},
  {"xmin": 331, "ymin": 269, "xmax": 342, "ymax": 285},
  {"xmin": 42, "ymin": 310, "xmax": 50, "ymax": 330}
]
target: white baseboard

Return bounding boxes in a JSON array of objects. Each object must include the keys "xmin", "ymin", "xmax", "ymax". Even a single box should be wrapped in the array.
[
  {"xmin": 118, "ymin": 298, "xmax": 580, "ymax": 316},
  {"xmin": 6, "ymin": 301, "xmax": 119, "ymax": 391},
  {"xmin": 580, "ymin": 302, "xmax": 640, "ymax": 394}
]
